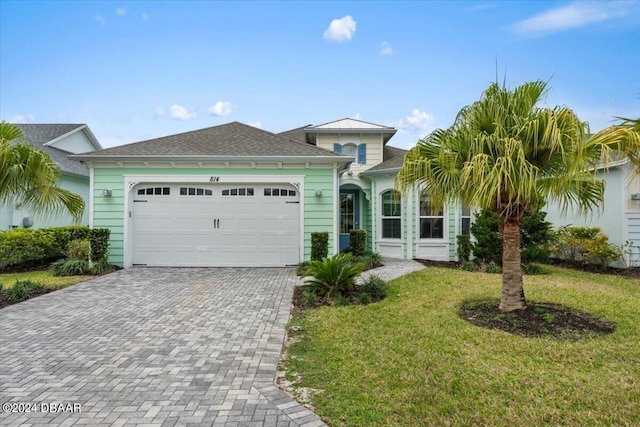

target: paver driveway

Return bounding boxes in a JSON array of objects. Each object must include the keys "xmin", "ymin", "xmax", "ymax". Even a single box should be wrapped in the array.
[{"xmin": 0, "ymin": 268, "xmax": 325, "ymax": 426}]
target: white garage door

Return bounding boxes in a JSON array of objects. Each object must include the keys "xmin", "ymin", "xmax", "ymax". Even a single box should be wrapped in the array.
[
  {"xmin": 627, "ymin": 214, "xmax": 640, "ymax": 267},
  {"xmin": 131, "ymin": 183, "xmax": 300, "ymax": 267}
]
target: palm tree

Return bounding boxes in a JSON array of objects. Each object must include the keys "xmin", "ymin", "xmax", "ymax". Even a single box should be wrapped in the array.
[
  {"xmin": 395, "ymin": 81, "xmax": 640, "ymax": 312},
  {"xmin": 0, "ymin": 121, "xmax": 85, "ymax": 222}
]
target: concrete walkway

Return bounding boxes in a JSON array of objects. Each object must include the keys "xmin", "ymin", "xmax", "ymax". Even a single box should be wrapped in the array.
[
  {"xmin": 0, "ymin": 268, "xmax": 324, "ymax": 427},
  {"xmin": 359, "ymin": 257, "xmax": 426, "ymax": 282}
]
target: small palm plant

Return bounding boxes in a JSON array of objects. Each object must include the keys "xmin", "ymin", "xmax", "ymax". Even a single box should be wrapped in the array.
[{"xmin": 302, "ymin": 253, "xmax": 364, "ymax": 304}]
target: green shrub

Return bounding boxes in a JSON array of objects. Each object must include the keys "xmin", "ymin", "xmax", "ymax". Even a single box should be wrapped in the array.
[
  {"xmin": 349, "ymin": 230, "xmax": 367, "ymax": 256},
  {"xmin": 482, "ymin": 262, "xmax": 502, "ymax": 274},
  {"xmin": 362, "ymin": 274, "xmax": 388, "ymax": 301},
  {"xmin": 552, "ymin": 226, "xmax": 622, "ymax": 267},
  {"xmin": 91, "ymin": 258, "xmax": 117, "ymax": 275},
  {"xmin": 66, "ymin": 239, "xmax": 91, "ymax": 261},
  {"xmin": 50, "ymin": 259, "xmax": 91, "ymax": 276},
  {"xmin": 461, "ymin": 260, "xmax": 476, "ymax": 272},
  {"xmin": 456, "ymin": 234, "xmax": 472, "ymax": 262},
  {"xmin": 0, "ymin": 226, "xmax": 110, "ymax": 268},
  {"xmin": 299, "ymin": 289, "xmax": 319, "ymax": 307},
  {"xmin": 302, "ymin": 253, "xmax": 364, "ymax": 304},
  {"xmin": 89, "ymin": 228, "xmax": 110, "ymax": 261},
  {"xmin": 471, "ymin": 208, "xmax": 553, "ymax": 265},
  {"xmin": 311, "ymin": 232, "xmax": 329, "ymax": 261},
  {"xmin": 4, "ymin": 280, "xmax": 44, "ymax": 302},
  {"xmin": 336, "ymin": 296, "xmax": 352, "ymax": 306},
  {"xmin": 358, "ymin": 292, "xmax": 372, "ymax": 305},
  {"xmin": 523, "ymin": 263, "xmax": 548, "ymax": 275},
  {"xmin": 351, "ymin": 252, "xmax": 382, "ymax": 270}
]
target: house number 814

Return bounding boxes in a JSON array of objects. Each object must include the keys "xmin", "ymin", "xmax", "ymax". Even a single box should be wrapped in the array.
[{"xmin": 209, "ymin": 176, "xmax": 220, "ymax": 182}]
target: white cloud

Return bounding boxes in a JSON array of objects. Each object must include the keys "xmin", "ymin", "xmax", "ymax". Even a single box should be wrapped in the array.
[
  {"xmin": 391, "ymin": 109, "xmax": 436, "ymax": 148},
  {"xmin": 168, "ymin": 104, "xmax": 196, "ymax": 120},
  {"xmin": 323, "ymin": 15, "xmax": 356, "ymax": 42},
  {"xmin": 96, "ymin": 15, "xmax": 106, "ymax": 25},
  {"xmin": 249, "ymin": 121, "xmax": 262, "ymax": 129},
  {"xmin": 354, "ymin": 113, "xmax": 362, "ymax": 120},
  {"xmin": 115, "ymin": 8, "xmax": 126, "ymax": 16},
  {"xmin": 207, "ymin": 101, "xmax": 236, "ymax": 117},
  {"xmin": 379, "ymin": 41, "xmax": 393, "ymax": 55},
  {"xmin": 513, "ymin": 1, "xmax": 633, "ymax": 35},
  {"xmin": 153, "ymin": 107, "xmax": 165, "ymax": 118},
  {"xmin": 142, "ymin": 12, "xmax": 148, "ymax": 20},
  {"xmin": 9, "ymin": 114, "xmax": 35, "ymax": 123}
]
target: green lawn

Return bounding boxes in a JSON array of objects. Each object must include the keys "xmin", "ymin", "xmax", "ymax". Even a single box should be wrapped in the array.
[
  {"xmin": 283, "ymin": 266, "xmax": 640, "ymax": 426},
  {"xmin": 0, "ymin": 270, "xmax": 93, "ymax": 290}
]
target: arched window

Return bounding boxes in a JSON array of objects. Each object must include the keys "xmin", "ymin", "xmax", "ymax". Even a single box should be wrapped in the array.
[
  {"xmin": 342, "ymin": 143, "xmax": 357, "ymax": 157},
  {"xmin": 381, "ymin": 190, "xmax": 401, "ymax": 239},
  {"xmin": 419, "ymin": 191, "xmax": 444, "ymax": 239}
]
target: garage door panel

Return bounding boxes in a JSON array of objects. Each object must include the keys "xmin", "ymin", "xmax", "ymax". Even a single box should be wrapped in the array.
[{"xmin": 132, "ymin": 183, "xmax": 300, "ymax": 267}]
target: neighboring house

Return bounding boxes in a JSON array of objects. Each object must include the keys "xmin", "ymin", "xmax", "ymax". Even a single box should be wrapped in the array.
[
  {"xmin": 545, "ymin": 158, "xmax": 640, "ymax": 267},
  {"xmin": 1, "ymin": 124, "xmax": 103, "ymax": 230},
  {"xmin": 73, "ymin": 118, "xmax": 465, "ymax": 268}
]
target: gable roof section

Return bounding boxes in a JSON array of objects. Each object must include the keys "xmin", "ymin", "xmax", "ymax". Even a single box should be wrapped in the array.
[
  {"xmin": 73, "ymin": 122, "xmax": 351, "ymax": 162},
  {"xmin": 13, "ymin": 124, "xmax": 94, "ymax": 177},
  {"xmin": 305, "ymin": 118, "xmax": 397, "ymax": 143}
]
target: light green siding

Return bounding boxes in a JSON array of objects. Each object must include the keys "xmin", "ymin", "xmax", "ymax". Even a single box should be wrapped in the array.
[{"xmin": 92, "ymin": 166, "xmax": 336, "ymax": 266}]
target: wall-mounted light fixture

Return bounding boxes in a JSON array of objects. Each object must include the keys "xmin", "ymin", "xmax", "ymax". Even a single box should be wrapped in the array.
[
  {"xmin": 315, "ymin": 189, "xmax": 323, "ymax": 197},
  {"xmin": 347, "ymin": 170, "xmax": 353, "ymax": 176},
  {"xmin": 631, "ymin": 193, "xmax": 640, "ymax": 201},
  {"xmin": 102, "ymin": 189, "xmax": 113, "ymax": 197}
]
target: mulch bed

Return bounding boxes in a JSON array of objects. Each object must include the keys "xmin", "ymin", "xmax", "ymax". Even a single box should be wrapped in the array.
[
  {"xmin": 458, "ymin": 298, "xmax": 616, "ymax": 340},
  {"xmin": 0, "ymin": 288, "xmax": 56, "ymax": 309}
]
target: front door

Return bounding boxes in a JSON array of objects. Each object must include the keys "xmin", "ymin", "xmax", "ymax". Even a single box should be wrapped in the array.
[{"xmin": 339, "ymin": 189, "xmax": 360, "ymax": 251}]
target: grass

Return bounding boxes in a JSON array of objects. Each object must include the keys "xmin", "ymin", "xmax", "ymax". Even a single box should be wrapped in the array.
[
  {"xmin": 0, "ymin": 270, "xmax": 93, "ymax": 290},
  {"xmin": 283, "ymin": 265, "xmax": 640, "ymax": 426}
]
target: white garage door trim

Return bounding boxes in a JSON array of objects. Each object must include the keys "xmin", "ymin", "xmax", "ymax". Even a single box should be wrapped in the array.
[{"xmin": 122, "ymin": 175, "xmax": 305, "ymax": 268}]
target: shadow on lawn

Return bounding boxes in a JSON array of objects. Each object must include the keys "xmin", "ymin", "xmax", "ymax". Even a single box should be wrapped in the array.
[{"xmin": 458, "ymin": 298, "xmax": 615, "ymax": 340}]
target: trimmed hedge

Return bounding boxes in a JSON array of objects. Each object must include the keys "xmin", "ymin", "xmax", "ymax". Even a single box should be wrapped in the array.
[
  {"xmin": 349, "ymin": 229, "xmax": 367, "ymax": 256},
  {"xmin": 0, "ymin": 226, "xmax": 110, "ymax": 269},
  {"xmin": 311, "ymin": 232, "xmax": 329, "ymax": 261}
]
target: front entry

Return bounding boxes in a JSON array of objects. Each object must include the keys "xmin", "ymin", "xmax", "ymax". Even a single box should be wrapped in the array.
[{"xmin": 339, "ymin": 189, "xmax": 360, "ymax": 251}]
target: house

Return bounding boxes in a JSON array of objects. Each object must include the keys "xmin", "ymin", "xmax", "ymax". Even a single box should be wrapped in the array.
[
  {"xmin": 71, "ymin": 119, "xmax": 471, "ymax": 267},
  {"xmin": 0, "ymin": 124, "xmax": 103, "ymax": 230},
  {"xmin": 544, "ymin": 158, "xmax": 640, "ymax": 267}
]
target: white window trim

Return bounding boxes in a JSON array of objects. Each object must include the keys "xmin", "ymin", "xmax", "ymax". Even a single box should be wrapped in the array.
[
  {"xmin": 417, "ymin": 192, "xmax": 447, "ymax": 241},
  {"xmin": 338, "ymin": 139, "xmax": 363, "ymax": 165},
  {"xmin": 380, "ymin": 189, "xmax": 402, "ymax": 240}
]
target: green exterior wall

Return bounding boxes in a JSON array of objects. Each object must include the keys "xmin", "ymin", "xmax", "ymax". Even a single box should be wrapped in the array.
[{"xmin": 92, "ymin": 166, "xmax": 336, "ymax": 266}]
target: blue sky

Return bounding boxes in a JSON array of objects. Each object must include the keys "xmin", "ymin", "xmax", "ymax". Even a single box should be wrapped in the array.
[{"xmin": 1, "ymin": 1, "xmax": 639, "ymax": 149}]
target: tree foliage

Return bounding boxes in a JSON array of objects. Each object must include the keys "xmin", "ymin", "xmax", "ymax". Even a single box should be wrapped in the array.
[
  {"xmin": 396, "ymin": 80, "xmax": 640, "ymax": 311},
  {"xmin": 0, "ymin": 121, "xmax": 85, "ymax": 221}
]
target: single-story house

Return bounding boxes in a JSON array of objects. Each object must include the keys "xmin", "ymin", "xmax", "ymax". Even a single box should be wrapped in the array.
[
  {"xmin": 545, "ymin": 158, "xmax": 640, "ymax": 267},
  {"xmin": 1, "ymin": 124, "xmax": 102, "ymax": 230},
  {"xmin": 73, "ymin": 118, "xmax": 474, "ymax": 267}
]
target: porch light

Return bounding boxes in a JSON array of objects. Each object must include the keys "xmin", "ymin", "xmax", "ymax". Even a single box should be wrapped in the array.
[
  {"xmin": 315, "ymin": 189, "xmax": 323, "ymax": 197},
  {"xmin": 632, "ymin": 193, "xmax": 640, "ymax": 201},
  {"xmin": 102, "ymin": 189, "xmax": 113, "ymax": 197}
]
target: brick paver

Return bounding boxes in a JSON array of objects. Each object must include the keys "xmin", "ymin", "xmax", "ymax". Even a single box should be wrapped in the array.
[{"xmin": 0, "ymin": 268, "xmax": 325, "ymax": 426}]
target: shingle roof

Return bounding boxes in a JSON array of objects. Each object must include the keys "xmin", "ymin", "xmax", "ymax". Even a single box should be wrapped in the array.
[
  {"xmin": 278, "ymin": 125, "xmax": 312, "ymax": 145},
  {"xmin": 363, "ymin": 145, "xmax": 408, "ymax": 173},
  {"xmin": 77, "ymin": 122, "xmax": 347, "ymax": 159},
  {"xmin": 13, "ymin": 124, "xmax": 91, "ymax": 177}
]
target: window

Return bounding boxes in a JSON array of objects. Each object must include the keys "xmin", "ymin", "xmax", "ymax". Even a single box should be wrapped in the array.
[
  {"xmin": 179, "ymin": 187, "xmax": 213, "ymax": 196},
  {"xmin": 419, "ymin": 191, "xmax": 444, "ymax": 239},
  {"xmin": 264, "ymin": 188, "xmax": 296, "ymax": 197},
  {"xmin": 137, "ymin": 187, "xmax": 170, "ymax": 196},
  {"xmin": 461, "ymin": 205, "xmax": 471, "ymax": 236},
  {"xmin": 221, "ymin": 187, "xmax": 254, "ymax": 196},
  {"xmin": 333, "ymin": 143, "xmax": 366, "ymax": 164},
  {"xmin": 381, "ymin": 190, "xmax": 401, "ymax": 239}
]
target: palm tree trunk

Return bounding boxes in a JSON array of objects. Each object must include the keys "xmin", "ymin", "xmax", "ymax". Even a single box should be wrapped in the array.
[{"xmin": 500, "ymin": 220, "xmax": 526, "ymax": 311}]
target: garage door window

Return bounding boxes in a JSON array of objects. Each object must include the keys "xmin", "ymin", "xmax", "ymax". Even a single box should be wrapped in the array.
[
  {"xmin": 137, "ymin": 187, "xmax": 170, "ymax": 195},
  {"xmin": 264, "ymin": 188, "xmax": 296, "ymax": 197},
  {"xmin": 180, "ymin": 187, "xmax": 213, "ymax": 196},
  {"xmin": 222, "ymin": 188, "xmax": 254, "ymax": 196}
]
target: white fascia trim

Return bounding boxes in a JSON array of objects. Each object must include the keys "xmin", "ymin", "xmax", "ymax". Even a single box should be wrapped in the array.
[
  {"xmin": 122, "ymin": 174, "xmax": 306, "ymax": 268},
  {"xmin": 72, "ymin": 155, "xmax": 353, "ymax": 163}
]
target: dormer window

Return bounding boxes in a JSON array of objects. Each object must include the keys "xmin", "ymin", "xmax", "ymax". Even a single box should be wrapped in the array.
[{"xmin": 333, "ymin": 143, "xmax": 367, "ymax": 164}]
